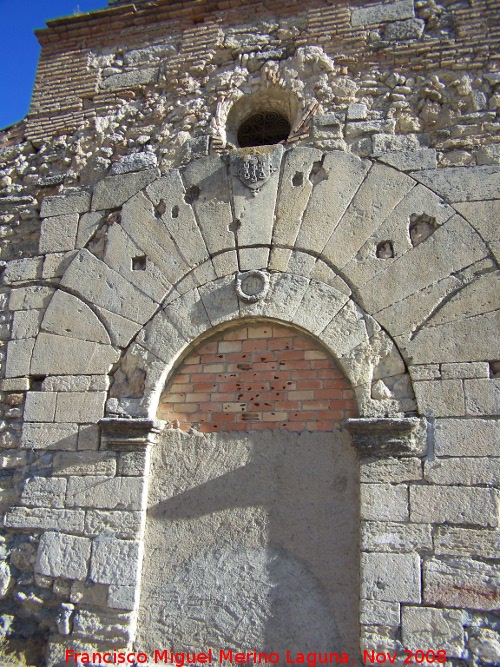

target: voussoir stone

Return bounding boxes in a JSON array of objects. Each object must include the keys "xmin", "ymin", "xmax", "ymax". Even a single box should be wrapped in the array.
[{"xmin": 91, "ymin": 168, "xmax": 159, "ymax": 210}]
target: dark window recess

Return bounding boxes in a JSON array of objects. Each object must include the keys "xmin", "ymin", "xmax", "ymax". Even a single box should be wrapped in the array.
[
  {"xmin": 237, "ymin": 112, "xmax": 291, "ymax": 148},
  {"xmin": 132, "ymin": 256, "xmax": 147, "ymax": 271}
]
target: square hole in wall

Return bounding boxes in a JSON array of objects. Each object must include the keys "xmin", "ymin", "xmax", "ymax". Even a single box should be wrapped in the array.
[{"xmin": 132, "ymin": 256, "xmax": 147, "ymax": 271}]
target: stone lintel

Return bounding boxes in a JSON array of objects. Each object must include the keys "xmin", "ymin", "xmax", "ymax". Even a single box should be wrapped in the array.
[
  {"xmin": 99, "ymin": 418, "xmax": 164, "ymax": 450},
  {"xmin": 346, "ymin": 417, "xmax": 426, "ymax": 457}
]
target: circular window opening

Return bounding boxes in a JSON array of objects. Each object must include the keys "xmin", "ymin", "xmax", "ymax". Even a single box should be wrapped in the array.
[{"xmin": 237, "ymin": 111, "xmax": 291, "ymax": 148}]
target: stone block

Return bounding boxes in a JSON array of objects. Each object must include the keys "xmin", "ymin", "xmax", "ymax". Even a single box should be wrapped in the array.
[
  {"xmin": 40, "ymin": 190, "xmax": 91, "ymax": 218},
  {"xmin": 360, "ymin": 600, "xmax": 400, "ymax": 627},
  {"xmin": 110, "ymin": 152, "xmax": 158, "ymax": 174},
  {"xmin": 351, "ymin": 0, "xmax": 414, "ymax": 26},
  {"xmin": 0, "ymin": 452, "xmax": 28, "ymax": 469},
  {"xmin": 78, "ymin": 424, "xmax": 100, "ymax": 451},
  {"xmin": 9, "ymin": 286, "xmax": 54, "ymax": 311},
  {"xmin": 72, "ymin": 607, "xmax": 133, "ymax": 643},
  {"xmin": 11, "ymin": 310, "xmax": 42, "ymax": 339},
  {"xmin": 360, "ymin": 483, "xmax": 408, "ymax": 521},
  {"xmin": 42, "ymin": 291, "xmax": 111, "ymax": 344},
  {"xmin": 61, "ymin": 250, "xmax": 157, "ymax": 324},
  {"xmin": 66, "ymin": 476, "xmax": 145, "ymax": 510},
  {"xmin": 413, "ymin": 165, "xmax": 500, "ymax": 202},
  {"xmin": 0, "ymin": 378, "xmax": 30, "ymax": 391},
  {"xmin": 55, "ymin": 392, "xmax": 107, "ymax": 423},
  {"xmin": 36, "ymin": 532, "xmax": 91, "ymax": 580},
  {"xmin": 292, "ymin": 280, "xmax": 349, "ymax": 336},
  {"xmin": 378, "ymin": 148, "xmax": 437, "ymax": 171},
  {"xmin": 413, "ymin": 380, "xmax": 465, "ymax": 417},
  {"xmin": 347, "ymin": 103, "xmax": 368, "ymax": 120},
  {"xmin": 96, "ymin": 307, "xmax": 142, "ymax": 348},
  {"xmin": 384, "ymin": 18, "xmax": 425, "ymax": 40},
  {"xmin": 424, "ymin": 557, "xmax": 500, "ymax": 610},
  {"xmin": 441, "ymin": 362, "xmax": 490, "ymax": 379},
  {"xmin": 257, "ymin": 273, "xmax": 310, "ymax": 323},
  {"xmin": 39, "ymin": 214, "xmax": 79, "ymax": 253},
  {"xmin": 108, "ymin": 584, "xmax": 138, "ymax": 611},
  {"xmin": 454, "ymin": 200, "xmax": 500, "ymax": 244},
  {"xmin": 137, "ymin": 309, "xmax": 187, "ymax": 364},
  {"xmin": 435, "ymin": 418, "xmax": 499, "ymax": 457},
  {"xmin": 101, "ymin": 67, "xmax": 157, "ymax": 91},
  {"xmin": 20, "ymin": 476, "xmax": 66, "ymax": 509},
  {"xmin": 212, "ymin": 250, "xmax": 238, "ymax": 278},
  {"xmin": 76, "ymin": 211, "xmax": 104, "ymax": 248},
  {"xmin": 199, "ymin": 275, "xmax": 240, "ymax": 327},
  {"xmin": 31, "ymin": 333, "xmax": 120, "ymax": 377},
  {"xmin": 3, "ymin": 257, "xmax": 42, "ymax": 283},
  {"xmin": 238, "ymin": 247, "xmax": 269, "ymax": 272},
  {"xmin": 92, "ymin": 168, "xmax": 159, "ymax": 211},
  {"xmin": 163, "ymin": 289, "xmax": 211, "ymax": 343},
  {"xmin": 320, "ymin": 300, "xmax": 369, "ymax": 360},
  {"xmin": 360, "ymin": 457, "xmax": 422, "ymax": 483},
  {"xmin": 362, "ymin": 521, "xmax": 432, "ymax": 552},
  {"xmin": 409, "ymin": 365, "xmax": 441, "ymax": 381},
  {"xmin": 410, "ymin": 486, "xmax": 498, "ymax": 527},
  {"xmin": 5, "ymin": 338, "xmax": 35, "ymax": 378},
  {"xmin": 90, "ymin": 539, "xmax": 141, "ymax": 585},
  {"xmin": 401, "ymin": 607, "xmax": 464, "ymax": 658},
  {"xmin": 52, "ymin": 451, "xmax": 116, "ymax": 477},
  {"xmin": 21, "ymin": 422, "xmax": 78, "ymax": 450},
  {"xmin": 469, "ymin": 629, "xmax": 500, "ymax": 665},
  {"xmin": 4, "ymin": 507, "xmax": 85, "ymax": 533},
  {"xmin": 465, "ymin": 379, "xmax": 500, "ymax": 416},
  {"xmin": 424, "ymin": 457, "xmax": 500, "ymax": 487},
  {"xmin": 84, "ymin": 510, "xmax": 142, "ymax": 539},
  {"xmin": 345, "ymin": 119, "xmax": 397, "ymax": 139},
  {"xmin": 434, "ymin": 526, "xmax": 500, "ymax": 559},
  {"xmin": 23, "ymin": 392, "xmax": 57, "ymax": 422},
  {"xmin": 362, "ymin": 552, "xmax": 420, "ymax": 602},
  {"xmin": 117, "ymin": 450, "xmax": 149, "ymax": 477}
]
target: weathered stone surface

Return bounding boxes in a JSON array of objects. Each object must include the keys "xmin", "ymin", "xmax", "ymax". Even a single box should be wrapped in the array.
[
  {"xmin": 39, "ymin": 214, "xmax": 79, "ymax": 253},
  {"xmin": 21, "ymin": 423, "xmax": 78, "ymax": 450},
  {"xmin": 360, "ymin": 600, "xmax": 400, "ymax": 626},
  {"xmin": 296, "ymin": 151, "xmax": 370, "ymax": 254},
  {"xmin": 424, "ymin": 557, "xmax": 500, "ymax": 610},
  {"xmin": 95, "ymin": 307, "xmax": 142, "ymax": 348},
  {"xmin": 136, "ymin": 309, "xmax": 187, "ymax": 364},
  {"xmin": 42, "ymin": 250, "xmax": 78, "ymax": 279},
  {"xmin": 84, "ymin": 510, "xmax": 142, "ymax": 539},
  {"xmin": 413, "ymin": 380, "xmax": 465, "ymax": 417},
  {"xmin": 60, "ymin": 250, "xmax": 157, "ymax": 324},
  {"xmin": 72, "ymin": 607, "xmax": 133, "ymax": 642},
  {"xmin": 412, "ymin": 165, "xmax": 500, "ymax": 202},
  {"xmin": 238, "ymin": 246, "xmax": 269, "ymax": 271},
  {"xmin": 76, "ymin": 211, "xmax": 103, "ymax": 247},
  {"xmin": 469, "ymin": 629, "xmax": 500, "ymax": 664},
  {"xmin": 465, "ymin": 379, "xmax": 500, "ymax": 416},
  {"xmin": 424, "ymin": 457, "xmax": 500, "ymax": 486},
  {"xmin": 91, "ymin": 169, "xmax": 159, "ymax": 210},
  {"xmin": 362, "ymin": 552, "xmax": 420, "ymax": 602},
  {"xmin": 11, "ymin": 309, "xmax": 42, "ymax": 339},
  {"xmin": 9, "ymin": 286, "xmax": 54, "ymax": 311},
  {"xmin": 78, "ymin": 424, "xmax": 100, "ymax": 451},
  {"xmin": 163, "ymin": 289, "xmax": 211, "ymax": 342},
  {"xmin": 5, "ymin": 338, "xmax": 35, "ymax": 378},
  {"xmin": 42, "ymin": 375, "xmax": 109, "ymax": 392},
  {"xmin": 54, "ymin": 392, "xmax": 107, "ymax": 423},
  {"xmin": 181, "ymin": 156, "xmax": 235, "ymax": 256},
  {"xmin": 40, "ymin": 190, "xmax": 91, "ymax": 218},
  {"xmin": 258, "ymin": 273, "xmax": 310, "ymax": 323},
  {"xmin": 118, "ymin": 450, "xmax": 149, "ymax": 477},
  {"xmin": 434, "ymin": 526, "xmax": 500, "ymax": 559},
  {"xmin": 378, "ymin": 148, "xmax": 436, "ymax": 171},
  {"xmin": 360, "ymin": 457, "xmax": 422, "ymax": 483},
  {"xmin": 31, "ymin": 334, "xmax": 119, "ymax": 376},
  {"xmin": 441, "ymin": 362, "xmax": 490, "ymax": 379},
  {"xmin": 435, "ymin": 418, "xmax": 500, "ymax": 457},
  {"xmin": 212, "ymin": 250, "xmax": 238, "ymax": 278},
  {"xmin": 108, "ymin": 584, "xmax": 138, "ymax": 611},
  {"xmin": 401, "ymin": 607, "xmax": 464, "ymax": 658},
  {"xmin": 23, "ymin": 392, "xmax": 57, "ymax": 422},
  {"xmin": 4, "ymin": 507, "xmax": 85, "ymax": 532},
  {"xmin": 90, "ymin": 540, "xmax": 141, "ymax": 585},
  {"xmin": 42, "ymin": 290, "xmax": 111, "ymax": 344},
  {"xmin": 199, "ymin": 275, "xmax": 240, "ymax": 327},
  {"xmin": 52, "ymin": 451, "xmax": 116, "ymax": 477},
  {"xmin": 360, "ymin": 484, "xmax": 408, "ymax": 521},
  {"xmin": 362, "ymin": 521, "xmax": 432, "ymax": 553},
  {"xmin": 3, "ymin": 257, "xmax": 42, "ymax": 283},
  {"xmin": 110, "ymin": 152, "xmax": 158, "ymax": 174},
  {"xmin": 454, "ymin": 200, "xmax": 500, "ymax": 244},
  {"xmin": 0, "ymin": 378, "xmax": 30, "ymax": 391},
  {"xmin": 410, "ymin": 486, "xmax": 498, "ymax": 527},
  {"xmin": 20, "ymin": 476, "xmax": 66, "ymax": 509},
  {"xmin": 320, "ymin": 300, "xmax": 369, "ymax": 360},
  {"xmin": 351, "ymin": 0, "xmax": 414, "ymax": 26},
  {"xmin": 101, "ymin": 67, "xmax": 157, "ymax": 90},
  {"xmin": 66, "ymin": 476, "xmax": 145, "ymax": 510},
  {"xmin": 36, "ymin": 532, "xmax": 91, "ymax": 580},
  {"xmin": 292, "ymin": 279, "xmax": 349, "ymax": 335}
]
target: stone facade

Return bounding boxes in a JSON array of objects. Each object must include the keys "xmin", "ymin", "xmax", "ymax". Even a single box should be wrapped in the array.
[{"xmin": 0, "ymin": 0, "xmax": 499, "ymax": 664}]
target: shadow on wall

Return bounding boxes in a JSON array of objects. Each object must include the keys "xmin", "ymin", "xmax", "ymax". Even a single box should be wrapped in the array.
[{"xmin": 137, "ymin": 429, "xmax": 360, "ymax": 664}]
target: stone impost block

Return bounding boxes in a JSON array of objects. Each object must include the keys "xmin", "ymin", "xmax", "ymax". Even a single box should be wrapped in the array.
[
  {"xmin": 52, "ymin": 451, "xmax": 116, "ymax": 477},
  {"xmin": 5, "ymin": 338, "xmax": 35, "ymax": 378},
  {"xmin": 424, "ymin": 557, "xmax": 500, "ymax": 610},
  {"xmin": 84, "ymin": 510, "xmax": 142, "ymax": 540},
  {"xmin": 39, "ymin": 214, "xmax": 79, "ymax": 253},
  {"xmin": 36, "ymin": 532, "xmax": 91, "ymax": 581},
  {"xmin": 55, "ymin": 392, "xmax": 107, "ymax": 423},
  {"xmin": 360, "ymin": 457, "xmax": 422, "ymax": 483},
  {"xmin": 413, "ymin": 380, "xmax": 465, "ymax": 417},
  {"xmin": 21, "ymin": 423, "xmax": 78, "ymax": 450},
  {"xmin": 434, "ymin": 526, "xmax": 500, "ymax": 560},
  {"xmin": 362, "ymin": 521, "xmax": 432, "ymax": 553},
  {"xmin": 4, "ymin": 507, "xmax": 85, "ymax": 533},
  {"xmin": 424, "ymin": 458, "xmax": 500, "ymax": 487},
  {"xmin": 434, "ymin": 418, "xmax": 500, "ymax": 457},
  {"xmin": 40, "ymin": 190, "xmax": 91, "ymax": 218},
  {"xmin": 23, "ymin": 392, "xmax": 57, "ymax": 422},
  {"xmin": 410, "ymin": 486, "xmax": 498, "ymax": 527},
  {"xmin": 118, "ymin": 450, "xmax": 149, "ymax": 477},
  {"xmin": 362, "ymin": 552, "xmax": 420, "ymax": 603},
  {"xmin": 42, "ymin": 291, "xmax": 111, "ymax": 344},
  {"xmin": 351, "ymin": 0, "xmax": 414, "ymax": 27},
  {"xmin": 465, "ymin": 379, "xmax": 500, "ymax": 416},
  {"xmin": 413, "ymin": 165, "xmax": 500, "ymax": 202},
  {"xmin": 66, "ymin": 477, "xmax": 145, "ymax": 511},
  {"xmin": 360, "ymin": 600, "xmax": 400, "ymax": 627},
  {"xmin": 90, "ymin": 539, "xmax": 141, "ymax": 585},
  {"xmin": 360, "ymin": 483, "xmax": 409, "ymax": 522},
  {"xmin": 92, "ymin": 168, "xmax": 159, "ymax": 211},
  {"xmin": 20, "ymin": 476, "xmax": 67, "ymax": 509},
  {"xmin": 401, "ymin": 607, "xmax": 464, "ymax": 658}
]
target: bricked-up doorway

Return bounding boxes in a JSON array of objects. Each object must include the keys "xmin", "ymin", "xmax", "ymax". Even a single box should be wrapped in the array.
[{"xmin": 137, "ymin": 323, "xmax": 360, "ymax": 661}]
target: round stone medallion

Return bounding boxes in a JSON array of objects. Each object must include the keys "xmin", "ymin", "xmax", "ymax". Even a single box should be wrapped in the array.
[{"xmin": 235, "ymin": 270, "xmax": 270, "ymax": 303}]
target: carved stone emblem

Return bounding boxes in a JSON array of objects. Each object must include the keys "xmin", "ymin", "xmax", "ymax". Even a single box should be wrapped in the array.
[
  {"xmin": 235, "ymin": 270, "xmax": 270, "ymax": 303},
  {"xmin": 234, "ymin": 153, "xmax": 278, "ymax": 196}
]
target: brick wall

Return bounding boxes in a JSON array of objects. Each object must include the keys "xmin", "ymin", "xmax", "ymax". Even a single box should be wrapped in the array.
[{"xmin": 157, "ymin": 323, "xmax": 357, "ymax": 432}]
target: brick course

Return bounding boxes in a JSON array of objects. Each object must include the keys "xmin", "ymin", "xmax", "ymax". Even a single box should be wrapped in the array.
[{"xmin": 157, "ymin": 323, "xmax": 357, "ymax": 432}]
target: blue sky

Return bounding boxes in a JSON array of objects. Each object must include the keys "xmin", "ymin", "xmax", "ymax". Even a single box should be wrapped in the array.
[{"xmin": 0, "ymin": 0, "xmax": 109, "ymax": 130}]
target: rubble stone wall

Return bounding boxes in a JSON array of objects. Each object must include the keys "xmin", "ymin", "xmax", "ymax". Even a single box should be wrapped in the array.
[{"xmin": 0, "ymin": 0, "xmax": 498, "ymax": 664}]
